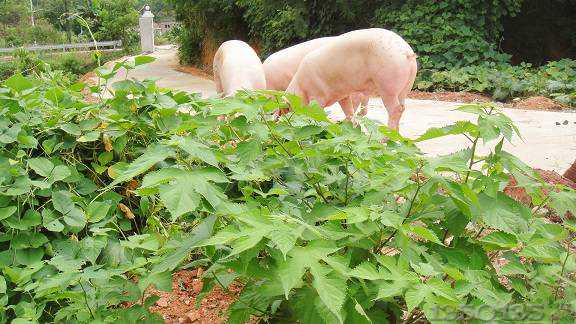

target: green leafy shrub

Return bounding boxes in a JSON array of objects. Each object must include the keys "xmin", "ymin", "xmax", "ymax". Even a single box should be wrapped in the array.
[
  {"xmin": 417, "ymin": 59, "xmax": 576, "ymax": 107},
  {"xmin": 171, "ymin": 0, "xmax": 521, "ymax": 68},
  {"xmin": 373, "ymin": 0, "xmax": 522, "ymax": 70},
  {"xmin": 1, "ymin": 57, "xmax": 575, "ymax": 323}
]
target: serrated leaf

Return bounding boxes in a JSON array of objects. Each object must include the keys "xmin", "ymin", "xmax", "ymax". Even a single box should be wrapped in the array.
[
  {"xmin": 405, "ymin": 285, "xmax": 429, "ymax": 313},
  {"xmin": 269, "ymin": 228, "xmax": 298, "ymax": 259},
  {"xmin": 406, "ymin": 225, "xmax": 443, "ymax": 245},
  {"xmin": 159, "ymin": 180, "xmax": 201, "ymax": 221},
  {"xmin": 349, "ymin": 262, "xmax": 385, "ymax": 280},
  {"xmin": 480, "ymin": 231, "xmax": 518, "ymax": 249},
  {"xmin": 310, "ymin": 263, "xmax": 346, "ymax": 323},
  {"xmin": 236, "ymin": 140, "xmax": 261, "ymax": 163},
  {"xmin": 277, "ymin": 256, "xmax": 307, "ymax": 299},
  {"xmin": 108, "ymin": 144, "xmax": 175, "ymax": 187},
  {"xmin": 174, "ymin": 136, "xmax": 218, "ymax": 167}
]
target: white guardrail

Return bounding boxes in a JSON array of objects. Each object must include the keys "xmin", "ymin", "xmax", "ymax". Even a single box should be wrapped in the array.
[{"xmin": 0, "ymin": 40, "xmax": 122, "ymax": 54}]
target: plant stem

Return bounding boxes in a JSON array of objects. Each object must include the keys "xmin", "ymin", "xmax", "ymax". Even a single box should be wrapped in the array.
[
  {"xmin": 79, "ymin": 282, "xmax": 95, "ymax": 319},
  {"xmin": 554, "ymin": 250, "xmax": 572, "ymax": 300},
  {"xmin": 259, "ymin": 111, "xmax": 328, "ymax": 203},
  {"xmin": 379, "ymin": 170, "xmax": 424, "ymax": 248},
  {"xmin": 464, "ymin": 136, "xmax": 479, "ymax": 183}
]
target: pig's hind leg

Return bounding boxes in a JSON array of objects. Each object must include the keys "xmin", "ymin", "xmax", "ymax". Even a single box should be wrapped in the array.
[{"xmin": 380, "ymin": 94, "xmax": 404, "ymax": 131}]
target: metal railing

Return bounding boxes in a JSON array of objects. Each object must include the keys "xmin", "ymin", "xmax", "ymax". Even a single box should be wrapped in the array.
[{"xmin": 0, "ymin": 40, "xmax": 122, "ymax": 54}]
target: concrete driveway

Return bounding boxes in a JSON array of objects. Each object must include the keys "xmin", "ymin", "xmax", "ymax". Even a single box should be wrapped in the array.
[{"xmin": 111, "ymin": 46, "xmax": 576, "ymax": 173}]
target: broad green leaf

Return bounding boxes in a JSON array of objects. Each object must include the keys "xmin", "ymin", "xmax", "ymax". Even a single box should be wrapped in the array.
[
  {"xmin": 64, "ymin": 207, "xmax": 86, "ymax": 228},
  {"xmin": 0, "ymin": 206, "xmax": 17, "ymax": 221},
  {"xmin": 227, "ymin": 234, "xmax": 263, "ymax": 258},
  {"xmin": 52, "ymin": 191, "xmax": 74, "ymax": 214},
  {"xmin": 152, "ymin": 215, "xmax": 216, "ymax": 272},
  {"xmin": 77, "ymin": 131, "xmax": 100, "ymax": 142},
  {"xmin": 549, "ymin": 190, "xmax": 576, "ymax": 218},
  {"xmin": 0, "ymin": 275, "xmax": 5, "ymax": 294},
  {"xmin": 28, "ymin": 158, "xmax": 54, "ymax": 177},
  {"xmin": 60, "ymin": 123, "xmax": 81, "ymax": 136},
  {"xmin": 405, "ymin": 285, "xmax": 429, "ymax": 313},
  {"xmin": 415, "ymin": 121, "xmax": 477, "ymax": 142},
  {"xmin": 287, "ymin": 94, "xmax": 330, "ymax": 122},
  {"xmin": 349, "ymin": 262, "xmax": 386, "ymax": 280},
  {"xmin": 108, "ymin": 144, "xmax": 175, "ymax": 187},
  {"xmin": 277, "ymin": 256, "xmax": 307, "ymax": 299},
  {"xmin": 5, "ymin": 74, "xmax": 35, "ymax": 91},
  {"xmin": 139, "ymin": 271, "xmax": 172, "ymax": 293},
  {"xmin": 236, "ymin": 140, "xmax": 261, "ymax": 163},
  {"xmin": 310, "ymin": 263, "xmax": 346, "ymax": 323},
  {"xmin": 374, "ymin": 281, "xmax": 404, "ymax": 300},
  {"xmin": 406, "ymin": 225, "xmax": 443, "ymax": 245},
  {"xmin": 159, "ymin": 180, "xmax": 201, "ymax": 220},
  {"xmin": 480, "ymin": 231, "xmax": 518, "ymax": 249},
  {"xmin": 45, "ymin": 207, "xmax": 71, "ymax": 232},
  {"xmin": 86, "ymin": 201, "xmax": 112, "ymax": 222},
  {"xmin": 173, "ymin": 137, "xmax": 218, "ymax": 167},
  {"xmin": 135, "ymin": 55, "xmax": 156, "ymax": 66},
  {"xmin": 14, "ymin": 248, "xmax": 44, "ymax": 265}
]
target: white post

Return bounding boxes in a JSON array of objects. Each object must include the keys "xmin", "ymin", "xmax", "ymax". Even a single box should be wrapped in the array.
[{"xmin": 139, "ymin": 5, "xmax": 155, "ymax": 53}]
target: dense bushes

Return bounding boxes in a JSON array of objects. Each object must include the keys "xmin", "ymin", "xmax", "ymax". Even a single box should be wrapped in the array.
[
  {"xmin": 171, "ymin": 0, "xmax": 523, "ymax": 69},
  {"xmin": 417, "ymin": 59, "xmax": 576, "ymax": 106},
  {"xmin": 372, "ymin": 0, "xmax": 522, "ymax": 69},
  {"xmin": 1, "ymin": 58, "xmax": 575, "ymax": 322},
  {"xmin": 0, "ymin": 50, "xmax": 126, "ymax": 81}
]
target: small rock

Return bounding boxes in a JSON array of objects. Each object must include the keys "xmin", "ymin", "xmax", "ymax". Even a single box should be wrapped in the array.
[
  {"xmin": 179, "ymin": 317, "xmax": 191, "ymax": 324},
  {"xmin": 188, "ymin": 269, "xmax": 198, "ymax": 277},
  {"xmin": 184, "ymin": 299, "xmax": 191, "ymax": 305},
  {"xmin": 156, "ymin": 297, "xmax": 169, "ymax": 307},
  {"xmin": 186, "ymin": 311, "xmax": 200, "ymax": 322},
  {"xmin": 556, "ymin": 122, "xmax": 561, "ymax": 125},
  {"xmin": 563, "ymin": 120, "xmax": 569, "ymax": 125},
  {"xmin": 192, "ymin": 279, "xmax": 204, "ymax": 294},
  {"xmin": 196, "ymin": 267, "xmax": 204, "ymax": 278}
]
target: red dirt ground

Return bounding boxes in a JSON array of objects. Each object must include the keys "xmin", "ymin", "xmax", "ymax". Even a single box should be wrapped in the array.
[
  {"xmin": 409, "ymin": 91, "xmax": 569, "ymax": 111},
  {"xmin": 148, "ymin": 269, "xmax": 242, "ymax": 324}
]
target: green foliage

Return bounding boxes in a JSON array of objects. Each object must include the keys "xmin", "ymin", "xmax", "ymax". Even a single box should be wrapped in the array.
[
  {"xmin": 171, "ymin": 0, "xmax": 522, "ymax": 68},
  {"xmin": 417, "ymin": 59, "xmax": 576, "ymax": 107},
  {"xmin": 372, "ymin": 0, "xmax": 523, "ymax": 69},
  {"xmin": 0, "ymin": 50, "xmax": 125, "ymax": 82},
  {"xmin": 1, "ymin": 57, "xmax": 575, "ymax": 323}
]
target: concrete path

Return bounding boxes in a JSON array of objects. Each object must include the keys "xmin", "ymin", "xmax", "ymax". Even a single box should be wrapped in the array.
[{"xmin": 113, "ymin": 46, "xmax": 576, "ymax": 173}]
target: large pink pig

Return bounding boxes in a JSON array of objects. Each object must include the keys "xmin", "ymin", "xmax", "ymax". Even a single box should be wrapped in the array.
[
  {"xmin": 264, "ymin": 37, "xmax": 369, "ymax": 116},
  {"xmin": 285, "ymin": 28, "xmax": 417, "ymax": 130},
  {"xmin": 213, "ymin": 40, "xmax": 266, "ymax": 97},
  {"xmin": 263, "ymin": 37, "xmax": 336, "ymax": 91}
]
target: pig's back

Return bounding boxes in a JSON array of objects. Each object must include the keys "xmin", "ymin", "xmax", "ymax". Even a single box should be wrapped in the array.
[{"xmin": 263, "ymin": 37, "xmax": 337, "ymax": 90}]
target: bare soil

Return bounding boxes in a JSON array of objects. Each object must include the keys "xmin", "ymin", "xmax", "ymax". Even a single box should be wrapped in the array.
[
  {"xmin": 149, "ymin": 269, "xmax": 241, "ymax": 324},
  {"xmin": 409, "ymin": 90, "xmax": 569, "ymax": 111}
]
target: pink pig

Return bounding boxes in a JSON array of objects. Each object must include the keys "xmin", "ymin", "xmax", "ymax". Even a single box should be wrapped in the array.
[
  {"xmin": 213, "ymin": 40, "xmax": 266, "ymax": 97},
  {"xmin": 286, "ymin": 28, "xmax": 417, "ymax": 130},
  {"xmin": 264, "ymin": 37, "xmax": 369, "ymax": 116}
]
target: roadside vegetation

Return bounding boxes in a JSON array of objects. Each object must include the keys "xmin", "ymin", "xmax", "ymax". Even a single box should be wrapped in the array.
[{"xmin": 0, "ymin": 56, "xmax": 575, "ymax": 322}]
